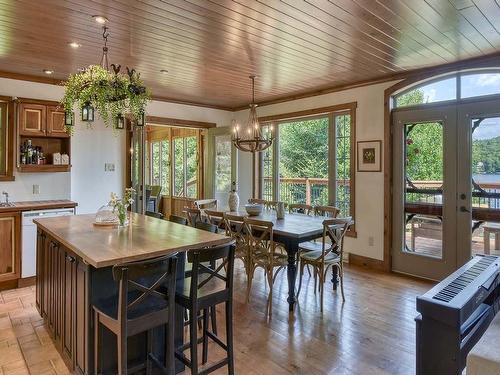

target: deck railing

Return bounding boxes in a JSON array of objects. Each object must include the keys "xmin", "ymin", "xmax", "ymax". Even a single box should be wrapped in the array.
[
  {"xmin": 262, "ymin": 177, "xmax": 350, "ymax": 210},
  {"xmin": 406, "ymin": 180, "xmax": 500, "ymax": 209}
]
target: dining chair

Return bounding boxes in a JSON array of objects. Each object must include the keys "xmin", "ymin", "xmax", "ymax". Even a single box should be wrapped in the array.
[
  {"xmin": 194, "ymin": 199, "xmax": 218, "ymax": 211},
  {"xmin": 244, "ymin": 218, "xmax": 288, "ymax": 316},
  {"xmin": 93, "ymin": 255, "xmax": 178, "ymax": 375},
  {"xmin": 185, "ymin": 207, "xmax": 202, "ymax": 227},
  {"xmin": 145, "ymin": 211, "xmax": 164, "ymax": 219},
  {"xmin": 175, "ymin": 241, "xmax": 236, "ymax": 375},
  {"xmin": 224, "ymin": 213, "xmax": 251, "ymax": 276},
  {"xmin": 314, "ymin": 205, "xmax": 340, "ymax": 217},
  {"xmin": 296, "ymin": 217, "xmax": 352, "ymax": 312},
  {"xmin": 265, "ymin": 201, "xmax": 278, "ymax": 210},
  {"xmin": 248, "ymin": 198, "xmax": 266, "ymax": 205},
  {"xmin": 204, "ymin": 210, "xmax": 226, "ymax": 233},
  {"xmin": 288, "ymin": 203, "xmax": 313, "ymax": 215},
  {"xmin": 149, "ymin": 185, "xmax": 162, "ymax": 213},
  {"xmin": 169, "ymin": 215, "xmax": 188, "ymax": 225}
]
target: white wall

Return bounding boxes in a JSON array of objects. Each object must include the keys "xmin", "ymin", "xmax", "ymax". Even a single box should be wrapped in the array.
[
  {"xmin": 229, "ymin": 81, "xmax": 398, "ymax": 261},
  {"xmin": 0, "ymin": 78, "xmax": 232, "ymax": 214}
]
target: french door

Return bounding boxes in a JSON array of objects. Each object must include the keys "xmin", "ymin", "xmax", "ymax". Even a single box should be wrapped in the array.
[
  {"xmin": 392, "ymin": 99, "xmax": 500, "ymax": 280},
  {"xmin": 130, "ymin": 124, "xmax": 146, "ymax": 214}
]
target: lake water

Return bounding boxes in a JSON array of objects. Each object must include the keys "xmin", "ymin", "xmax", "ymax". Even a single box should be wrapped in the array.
[{"xmin": 473, "ymin": 174, "xmax": 500, "ymax": 184}]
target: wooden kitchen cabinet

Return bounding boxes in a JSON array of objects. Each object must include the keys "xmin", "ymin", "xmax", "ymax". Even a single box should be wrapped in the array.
[
  {"xmin": 36, "ymin": 233, "xmax": 88, "ymax": 372},
  {"xmin": 47, "ymin": 106, "xmax": 69, "ymax": 138},
  {"xmin": 0, "ymin": 212, "xmax": 20, "ymax": 283},
  {"xmin": 19, "ymin": 102, "xmax": 46, "ymax": 136}
]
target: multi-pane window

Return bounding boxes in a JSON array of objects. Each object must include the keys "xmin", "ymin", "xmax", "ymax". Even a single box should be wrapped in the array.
[
  {"xmin": 215, "ymin": 136, "xmax": 232, "ymax": 194},
  {"xmin": 150, "ymin": 140, "xmax": 170, "ymax": 195},
  {"xmin": 173, "ymin": 136, "xmax": 198, "ymax": 198},
  {"xmin": 335, "ymin": 114, "xmax": 351, "ymax": 216},
  {"xmin": 259, "ymin": 106, "xmax": 355, "ymax": 225}
]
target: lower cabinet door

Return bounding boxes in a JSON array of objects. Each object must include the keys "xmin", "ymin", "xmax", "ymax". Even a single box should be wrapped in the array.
[{"xmin": 0, "ymin": 212, "xmax": 20, "ymax": 282}]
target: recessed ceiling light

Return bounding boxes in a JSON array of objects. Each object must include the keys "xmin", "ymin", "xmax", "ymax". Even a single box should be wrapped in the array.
[
  {"xmin": 160, "ymin": 69, "xmax": 168, "ymax": 74},
  {"xmin": 43, "ymin": 69, "xmax": 54, "ymax": 75},
  {"xmin": 68, "ymin": 42, "xmax": 81, "ymax": 49},
  {"xmin": 92, "ymin": 15, "xmax": 108, "ymax": 24}
]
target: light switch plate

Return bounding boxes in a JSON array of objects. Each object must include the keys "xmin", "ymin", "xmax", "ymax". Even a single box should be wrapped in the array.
[
  {"xmin": 105, "ymin": 163, "xmax": 115, "ymax": 172},
  {"xmin": 33, "ymin": 184, "xmax": 40, "ymax": 195}
]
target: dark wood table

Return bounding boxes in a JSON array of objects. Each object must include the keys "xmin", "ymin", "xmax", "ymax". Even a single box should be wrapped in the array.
[{"xmin": 221, "ymin": 210, "xmax": 327, "ymax": 312}]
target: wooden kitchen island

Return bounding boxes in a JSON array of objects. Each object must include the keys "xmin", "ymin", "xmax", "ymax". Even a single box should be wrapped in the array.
[{"xmin": 34, "ymin": 213, "xmax": 231, "ymax": 374}]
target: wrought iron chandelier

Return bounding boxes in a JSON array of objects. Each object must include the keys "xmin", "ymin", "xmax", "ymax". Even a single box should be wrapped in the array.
[{"xmin": 232, "ymin": 75, "xmax": 273, "ymax": 153}]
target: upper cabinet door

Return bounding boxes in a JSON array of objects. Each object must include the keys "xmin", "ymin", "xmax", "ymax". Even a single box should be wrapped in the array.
[
  {"xmin": 19, "ymin": 103, "xmax": 46, "ymax": 136},
  {"xmin": 47, "ymin": 106, "xmax": 68, "ymax": 138}
]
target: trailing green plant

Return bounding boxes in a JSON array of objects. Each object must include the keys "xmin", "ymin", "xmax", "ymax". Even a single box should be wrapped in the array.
[{"xmin": 61, "ymin": 65, "xmax": 150, "ymax": 133}]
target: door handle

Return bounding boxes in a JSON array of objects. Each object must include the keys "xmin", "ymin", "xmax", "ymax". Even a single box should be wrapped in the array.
[{"xmin": 460, "ymin": 206, "xmax": 470, "ymax": 213}]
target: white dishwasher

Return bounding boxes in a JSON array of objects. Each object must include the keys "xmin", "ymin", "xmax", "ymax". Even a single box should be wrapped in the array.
[{"xmin": 22, "ymin": 208, "xmax": 75, "ymax": 278}]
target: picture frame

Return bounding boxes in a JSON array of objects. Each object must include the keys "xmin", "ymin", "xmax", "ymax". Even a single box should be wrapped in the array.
[{"xmin": 357, "ymin": 140, "xmax": 382, "ymax": 172}]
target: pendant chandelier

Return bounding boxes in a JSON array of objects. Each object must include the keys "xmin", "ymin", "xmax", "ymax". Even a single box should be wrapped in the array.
[
  {"xmin": 61, "ymin": 25, "xmax": 150, "ymax": 133},
  {"xmin": 232, "ymin": 75, "xmax": 273, "ymax": 153}
]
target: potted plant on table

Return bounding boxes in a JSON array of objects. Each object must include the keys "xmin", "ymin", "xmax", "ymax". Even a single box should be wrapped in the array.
[{"xmin": 110, "ymin": 187, "xmax": 136, "ymax": 227}]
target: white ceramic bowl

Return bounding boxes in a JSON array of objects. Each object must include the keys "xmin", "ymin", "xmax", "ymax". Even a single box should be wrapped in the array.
[{"xmin": 245, "ymin": 203, "xmax": 263, "ymax": 216}]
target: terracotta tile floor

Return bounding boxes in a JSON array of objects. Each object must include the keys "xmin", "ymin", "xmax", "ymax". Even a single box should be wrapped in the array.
[{"xmin": 0, "ymin": 285, "xmax": 70, "ymax": 375}]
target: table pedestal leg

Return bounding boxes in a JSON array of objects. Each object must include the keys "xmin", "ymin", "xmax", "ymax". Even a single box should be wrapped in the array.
[
  {"xmin": 331, "ymin": 266, "xmax": 339, "ymax": 290},
  {"xmin": 286, "ymin": 243, "xmax": 298, "ymax": 312}
]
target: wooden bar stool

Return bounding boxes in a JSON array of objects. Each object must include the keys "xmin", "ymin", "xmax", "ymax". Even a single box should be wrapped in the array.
[
  {"xmin": 169, "ymin": 214, "xmax": 188, "ymax": 225},
  {"xmin": 175, "ymin": 241, "xmax": 236, "ymax": 375},
  {"xmin": 93, "ymin": 255, "xmax": 178, "ymax": 375}
]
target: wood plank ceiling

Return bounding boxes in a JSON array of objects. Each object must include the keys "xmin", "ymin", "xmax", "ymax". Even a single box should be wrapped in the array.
[{"xmin": 0, "ymin": 0, "xmax": 500, "ymax": 109}]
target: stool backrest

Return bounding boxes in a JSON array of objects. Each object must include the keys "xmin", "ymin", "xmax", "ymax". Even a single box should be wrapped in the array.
[
  {"xmin": 185, "ymin": 207, "xmax": 202, "ymax": 226},
  {"xmin": 112, "ymin": 255, "xmax": 177, "ymax": 322},
  {"xmin": 186, "ymin": 241, "xmax": 236, "ymax": 301},
  {"xmin": 195, "ymin": 221, "xmax": 218, "ymax": 233},
  {"xmin": 145, "ymin": 211, "xmax": 164, "ymax": 219},
  {"xmin": 169, "ymin": 215, "xmax": 188, "ymax": 225}
]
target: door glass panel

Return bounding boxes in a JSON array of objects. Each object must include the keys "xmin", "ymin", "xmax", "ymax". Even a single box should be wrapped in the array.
[
  {"xmin": 277, "ymin": 117, "xmax": 329, "ymax": 205},
  {"xmin": 261, "ymin": 125, "xmax": 273, "ymax": 201},
  {"xmin": 186, "ymin": 136, "xmax": 198, "ymax": 198},
  {"xmin": 395, "ymin": 77, "xmax": 457, "ymax": 108},
  {"xmin": 173, "ymin": 138, "xmax": 184, "ymax": 196},
  {"xmin": 471, "ymin": 116, "xmax": 500, "ymax": 255},
  {"xmin": 404, "ymin": 121, "xmax": 444, "ymax": 259},
  {"xmin": 161, "ymin": 140, "xmax": 170, "ymax": 196},
  {"xmin": 151, "ymin": 141, "xmax": 161, "ymax": 185},
  {"xmin": 215, "ymin": 135, "xmax": 231, "ymax": 195}
]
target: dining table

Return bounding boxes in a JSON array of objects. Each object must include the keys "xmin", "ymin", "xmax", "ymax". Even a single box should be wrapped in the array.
[{"xmin": 209, "ymin": 208, "xmax": 332, "ymax": 312}]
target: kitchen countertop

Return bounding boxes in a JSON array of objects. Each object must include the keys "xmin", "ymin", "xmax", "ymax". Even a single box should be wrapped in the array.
[
  {"xmin": 0, "ymin": 199, "xmax": 77, "ymax": 213},
  {"xmin": 34, "ymin": 213, "xmax": 231, "ymax": 268}
]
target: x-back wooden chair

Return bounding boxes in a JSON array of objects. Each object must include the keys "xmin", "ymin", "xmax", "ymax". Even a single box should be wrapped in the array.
[
  {"xmin": 314, "ymin": 205, "xmax": 340, "ymax": 218},
  {"xmin": 297, "ymin": 217, "xmax": 352, "ymax": 312},
  {"xmin": 204, "ymin": 209, "xmax": 226, "ymax": 233},
  {"xmin": 224, "ymin": 213, "xmax": 250, "ymax": 274},
  {"xmin": 185, "ymin": 207, "xmax": 202, "ymax": 227},
  {"xmin": 244, "ymin": 218, "xmax": 288, "ymax": 316},
  {"xmin": 288, "ymin": 203, "xmax": 313, "ymax": 215}
]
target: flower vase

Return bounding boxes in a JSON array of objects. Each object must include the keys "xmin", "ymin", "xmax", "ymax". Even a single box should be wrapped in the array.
[
  {"xmin": 117, "ymin": 205, "xmax": 130, "ymax": 227},
  {"xmin": 228, "ymin": 191, "xmax": 239, "ymax": 212}
]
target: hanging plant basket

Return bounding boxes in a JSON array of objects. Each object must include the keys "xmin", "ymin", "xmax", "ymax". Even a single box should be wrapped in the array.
[{"xmin": 61, "ymin": 65, "xmax": 150, "ymax": 133}]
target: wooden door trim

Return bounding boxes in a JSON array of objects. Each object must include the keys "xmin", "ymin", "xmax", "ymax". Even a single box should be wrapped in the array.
[{"xmin": 146, "ymin": 116, "xmax": 216, "ymax": 129}]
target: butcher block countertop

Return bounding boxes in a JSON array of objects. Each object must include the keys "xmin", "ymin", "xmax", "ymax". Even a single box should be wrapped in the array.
[
  {"xmin": 0, "ymin": 199, "xmax": 77, "ymax": 213},
  {"xmin": 34, "ymin": 213, "xmax": 232, "ymax": 268}
]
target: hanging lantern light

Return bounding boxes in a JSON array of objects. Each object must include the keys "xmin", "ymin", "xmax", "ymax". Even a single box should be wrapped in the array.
[
  {"xmin": 115, "ymin": 113, "xmax": 125, "ymax": 129},
  {"xmin": 136, "ymin": 111, "xmax": 145, "ymax": 127},
  {"xmin": 64, "ymin": 111, "xmax": 74, "ymax": 127},
  {"xmin": 232, "ymin": 75, "xmax": 273, "ymax": 153},
  {"xmin": 81, "ymin": 102, "xmax": 95, "ymax": 122}
]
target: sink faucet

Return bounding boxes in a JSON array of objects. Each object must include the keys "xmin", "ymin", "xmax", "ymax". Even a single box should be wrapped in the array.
[{"xmin": 2, "ymin": 191, "xmax": 9, "ymax": 205}]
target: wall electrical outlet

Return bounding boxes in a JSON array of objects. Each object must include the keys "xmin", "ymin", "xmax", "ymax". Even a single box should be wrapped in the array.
[
  {"xmin": 105, "ymin": 163, "xmax": 115, "ymax": 172},
  {"xmin": 33, "ymin": 184, "xmax": 40, "ymax": 195},
  {"xmin": 368, "ymin": 236, "xmax": 374, "ymax": 247}
]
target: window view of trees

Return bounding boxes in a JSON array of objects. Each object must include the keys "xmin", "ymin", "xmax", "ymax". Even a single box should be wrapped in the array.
[
  {"xmin": 173, "ymin": 136, "xmax": 198, "ymax": 198},
  {"xmin": 261, "ymin": 111, "xmax": 354, "ymax": 217},
  {"xmin": 150, "ymin": 140, "xmax": 170, "ymax": 195}
]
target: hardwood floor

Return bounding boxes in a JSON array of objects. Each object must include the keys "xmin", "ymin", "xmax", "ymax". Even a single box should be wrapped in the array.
[{"xmin": 0, "ymin": 264, "xmax": 432, "ymax": 375}]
